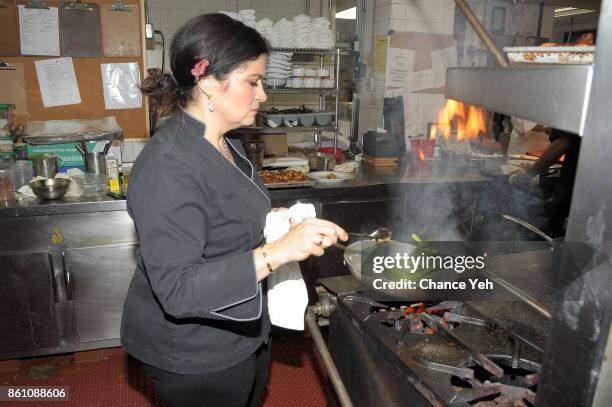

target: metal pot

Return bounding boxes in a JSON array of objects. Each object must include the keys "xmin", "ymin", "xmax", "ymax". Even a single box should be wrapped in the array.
[
  {"xmin": 309, "ymin": 152, "xmax": 336, "ymax": 171},
  {"xmin": 85, "ymin": 152, "xmax": 107, "ymax": 175},
  {"xmin": 31, "ymin": 156, "xmax": 62, "ymax": 178}
]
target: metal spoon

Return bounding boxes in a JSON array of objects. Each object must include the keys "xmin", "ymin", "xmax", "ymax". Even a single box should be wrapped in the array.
[
  {"xmin": 334, "ymin": 227, "xmax": 393, "ymax": 250},
  {"xmin": 348, "ymin": 227, "xmax": 392, "ymax": 244}
]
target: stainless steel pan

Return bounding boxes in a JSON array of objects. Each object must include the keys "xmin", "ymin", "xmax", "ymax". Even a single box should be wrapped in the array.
[
  {"xmin": 343, "ymin": 239, "xmax": 470, "ymax": 300},
  {"xmin": 343, "ymin": 239, "xmax": 426, "ymax": 300}
]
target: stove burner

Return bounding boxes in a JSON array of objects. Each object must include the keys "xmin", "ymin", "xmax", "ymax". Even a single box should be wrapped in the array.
[
  {"xmin": 451, "ymin": 356, "xmax": 540, "ymax": 406},
  {"xmin": 380, "ymin": 301, "xmax": 463, "ymax": 335}
]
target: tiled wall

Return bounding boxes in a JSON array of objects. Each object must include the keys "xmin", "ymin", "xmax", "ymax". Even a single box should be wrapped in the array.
[{"xmin": 121, "ymin": 139, "xmax": 148, "ymax": 163}]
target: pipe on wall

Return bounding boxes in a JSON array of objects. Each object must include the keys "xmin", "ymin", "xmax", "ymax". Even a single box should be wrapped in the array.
[{"xmin": 454, "ymin": 0, "xmax": 509, "ymax": 67}]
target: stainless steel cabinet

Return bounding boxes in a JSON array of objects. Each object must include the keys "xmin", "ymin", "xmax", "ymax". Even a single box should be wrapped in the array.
[
  {"xmin": 66, "ymin": 244, "xmax": 137, "ymax": 345},
  {"xmin": 0, "ymin": 209, "xmax": 138, "ymax": 359},
  {"xmin": 0, "ymin": 252, "xmax": 61, "ymax": 357}
]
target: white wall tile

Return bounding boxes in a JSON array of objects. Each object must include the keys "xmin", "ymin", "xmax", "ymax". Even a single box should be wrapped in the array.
[
  {"xmin": 376, "ymin": 5, "xmax": 391, "ymax": 23},
  {"xmin": 405, "ymin": 5, "xmax": 445, "ymax": 23}
]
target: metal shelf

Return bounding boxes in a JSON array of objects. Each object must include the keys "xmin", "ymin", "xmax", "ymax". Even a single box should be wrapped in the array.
[
  {"xmin": 238, "ymin": 125, "xmax": 335, "ymax": 134},
  {"xmin": 445, "ymin": 65, "xmax": 593, "ymax": 135},
  {"xmin": 270, "ymin": 47, "xmax": 336, "ymax": 54},
  {"xmin": 264, "ymin": 87, "xmax": 337, "ymax": 95}
]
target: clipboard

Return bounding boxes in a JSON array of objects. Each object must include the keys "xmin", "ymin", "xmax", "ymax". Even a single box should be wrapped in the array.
[
  {"xmin": 100, "ymin": 4, "xmax": 141, "ymax": 57},
  {"xmin": 0, "ymin": 0, "xmax": 20, "ymax": 56},
  {"xmin": 60, "ymin": 2, "xmax": 103, "ymax": 57},
  {"xmin": 0, "ymin": 63, "xmax": 28, "ymax": 115}
]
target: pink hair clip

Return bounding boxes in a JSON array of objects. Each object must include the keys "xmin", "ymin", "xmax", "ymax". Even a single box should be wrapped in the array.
[{"xmin": 191, "ymin": 59, "xmax": 210, "ymax": 79}]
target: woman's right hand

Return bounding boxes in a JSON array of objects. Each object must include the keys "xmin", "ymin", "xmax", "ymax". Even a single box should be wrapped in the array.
[{"xmin": 266, "ymin": 218, "xmax": 348, "ymax": 265}]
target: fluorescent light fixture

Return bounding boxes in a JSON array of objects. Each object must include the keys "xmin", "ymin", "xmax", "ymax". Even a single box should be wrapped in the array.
[
  {"xmin": 554, "ymin": 7, "xmax": 596, "ymax": 18},
  {"xmin": 336, "ymin": 7, "xmax": 356, "ymax": 19}
]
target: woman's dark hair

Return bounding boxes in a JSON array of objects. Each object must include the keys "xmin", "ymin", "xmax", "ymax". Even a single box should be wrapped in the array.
[{"xmin": 142, "ymin": 13, "xmax": 269, "ymax": 115}]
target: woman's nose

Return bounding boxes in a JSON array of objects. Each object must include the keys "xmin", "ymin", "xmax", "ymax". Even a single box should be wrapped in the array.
[{"xmin": 256, "ymin": 82, "xmax": 268, "ymax": 102}]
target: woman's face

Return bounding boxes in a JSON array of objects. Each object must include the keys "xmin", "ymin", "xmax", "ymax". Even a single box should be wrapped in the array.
[{"xmin": 213, "ymin": 54, "xmax": 268, "ymax": 129}]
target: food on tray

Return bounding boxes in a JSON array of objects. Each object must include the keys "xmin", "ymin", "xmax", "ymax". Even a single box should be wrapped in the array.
[
  {"xmin": 259, "ymin": 169, "xmax": 312, "ymax": 184},
  {"xmin": 540, "ymin": 33, "xmax": 594, "ymax": 47},
  {"xmin": 326, "ymin": 173, "xmax": 338, "ymax": 179}
]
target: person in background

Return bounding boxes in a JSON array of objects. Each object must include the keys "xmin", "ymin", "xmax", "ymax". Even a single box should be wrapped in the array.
[
  {"xmin": 121, "ymin": 13, "xmax": 347, "ymax": 407},
  {"xmin": 510, "ymin": 128, "xmax": 581, "ymax": 237}
]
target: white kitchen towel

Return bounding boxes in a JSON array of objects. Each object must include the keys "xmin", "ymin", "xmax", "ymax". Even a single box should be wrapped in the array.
[{"xmin": 265, "ymin": 203, "xmax": 316, "ymax": 330}]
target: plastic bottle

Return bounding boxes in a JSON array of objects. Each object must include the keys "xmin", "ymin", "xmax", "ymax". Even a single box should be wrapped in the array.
[{"xmin": 105, "ymin": 153, "xmax": 121, "ymax": 193}]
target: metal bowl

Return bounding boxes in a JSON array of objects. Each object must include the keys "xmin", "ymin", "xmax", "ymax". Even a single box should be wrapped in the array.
[
  {"xmin": 308, "ymin": 152, "xmax": 336, "ymax": 171},
  {"xmin": 29, "ymin": 178, "xmax": 71, "ymax": 200}
]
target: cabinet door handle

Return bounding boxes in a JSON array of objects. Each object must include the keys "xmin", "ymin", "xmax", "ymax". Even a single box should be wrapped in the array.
[
  {"xmin": 47, "ymin": 252, "xmax": 59, "ymax": 303},
  {"xmin": 61, "ymin": 251, "xmax": 73, "ymax": 301}
]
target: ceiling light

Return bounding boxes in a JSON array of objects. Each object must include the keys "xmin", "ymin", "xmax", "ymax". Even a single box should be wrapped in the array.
[
  {"xmin": 336, "ymin": 7, "xmax": 356, "ymax": 19},
  {"xmin": 554, "ymin": 7, "xmax": 596, "ymax": 17}
]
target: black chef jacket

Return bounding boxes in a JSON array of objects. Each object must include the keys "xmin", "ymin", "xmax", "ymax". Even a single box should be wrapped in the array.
[{"xmin": 121, "ymin": 109, "xmax": 272, "ymax": 374}]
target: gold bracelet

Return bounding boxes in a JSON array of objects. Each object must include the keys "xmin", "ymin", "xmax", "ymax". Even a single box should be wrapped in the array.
[{"xmin": 261, "ymin": 245, "xmax": 274, "ymax": 274}]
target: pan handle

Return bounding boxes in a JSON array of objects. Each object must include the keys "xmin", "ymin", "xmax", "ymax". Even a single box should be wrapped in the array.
[{"xmin": 502, "ymin": 214, "xmax": 554, "ymax": 244}]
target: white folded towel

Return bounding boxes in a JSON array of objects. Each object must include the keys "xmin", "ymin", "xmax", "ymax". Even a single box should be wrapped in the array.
[{"xmin": 264, "ymin": 203, "xmax": 316, "ymax": 330}]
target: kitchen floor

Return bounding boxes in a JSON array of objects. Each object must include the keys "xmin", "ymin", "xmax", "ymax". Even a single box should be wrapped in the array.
[{"xmin": 0, "ymin": 331, "xmax": 331, "ymax": 406}]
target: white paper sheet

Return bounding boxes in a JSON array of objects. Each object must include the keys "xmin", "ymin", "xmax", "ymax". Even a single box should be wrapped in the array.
[
  {"xmin": 403, "ymin": 92, "xmax": 419, "ymax": 138},
  {"xmin": 34, "ymin": 57, "xmax": 81, "ymax": 107},
  {"xmin": 409, "ymin": 69, "xmax": 435, "ymax": 92},
  {"xmin": 431, "ymin": 46, "xmax": 458, "ymax": 88},
  {"xmin": 18, "ymin": 6, "xmax": 60, "ymax": 56},
  {"xmin": 384, "ymin": 47, "xmax": 415, "ymax": 96},
  {"xmin": 101, "ymin": 63, "xmax": 142, "ymax": 109}
]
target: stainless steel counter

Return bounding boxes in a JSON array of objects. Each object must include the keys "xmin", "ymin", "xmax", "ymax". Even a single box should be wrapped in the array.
[
  {"xmin": 0, "ymin": 160, "xmax": 494, "ymax": 360},
  {"xmin": 0, "ymin": 161, "xmax": 491, "ymax": 218}
]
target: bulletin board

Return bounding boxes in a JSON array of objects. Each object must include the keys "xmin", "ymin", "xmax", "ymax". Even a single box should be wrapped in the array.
[{"xmin": 0, "ymin": 0, "xmax": 149, "ymax": 139}]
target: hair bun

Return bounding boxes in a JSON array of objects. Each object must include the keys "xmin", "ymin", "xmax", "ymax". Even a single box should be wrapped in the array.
[{"xmin": 140, "ymin": 73, "xmax": 185, "ymax": 115}]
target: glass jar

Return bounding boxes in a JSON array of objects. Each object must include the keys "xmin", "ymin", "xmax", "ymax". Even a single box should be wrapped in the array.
[
  {"xmin": 0, "ymin": 104, "xmax": 14, "ymax": 137},
  {"xmin": 120, "ymin": 162, "xmax": 132, "ymax": 194},
  {"xmin": 13, "ymin": 160, "xmax": 33, "ymax": 190},
  {"xmin": 0, "ymin": 165, "xmax": 15, "ymax": 201}
]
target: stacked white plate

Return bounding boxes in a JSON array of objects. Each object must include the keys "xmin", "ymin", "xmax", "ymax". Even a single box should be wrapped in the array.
[
  {"xmin": 270, "ymin": 18, "xmax": 295, "ymax": 48},
  {"xmin": 255, "ymin": 18, "xmax": 274, "ymax": 43},
  {"xmin": 311, "ymin": 17, "xmax": 334, "ymax": 49},
  {"xmin": 219, "ymin": 10, "xmax": 241, "ymax": 21},
  {"xmin": 293, "ymin": 14, "xmax": 312, "ymax": 49},
  {"xmin": 239, "ymin": 9, "xmax": 257, "ymax": 28},
  {"xmin": 265, "ymin": 52, "xmax": 293, "ymax": 87}
]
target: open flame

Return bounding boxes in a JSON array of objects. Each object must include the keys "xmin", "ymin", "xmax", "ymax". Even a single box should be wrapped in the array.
[
  {"xmin": 418, "ymin": 150, "xmax": 426, "ymax": 161},
  {"xmin": 429, "ymin": 99, "xmax": 486, "ymax": 141}
]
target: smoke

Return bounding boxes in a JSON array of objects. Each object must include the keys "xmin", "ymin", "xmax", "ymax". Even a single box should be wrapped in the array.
[{"xmin": 383, "ymin": 157, "xmax": 547, "ymax": 244}]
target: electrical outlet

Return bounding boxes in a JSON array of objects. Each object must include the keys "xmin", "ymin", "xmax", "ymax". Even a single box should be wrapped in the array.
[{"xmin": 145, "ymin": 23, "xmax": 154, "ymax": 39}]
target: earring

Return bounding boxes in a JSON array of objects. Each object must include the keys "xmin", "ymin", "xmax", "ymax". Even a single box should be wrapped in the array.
[{"xmin": 207, "ymin": 100, "xmax": 215, "ymax": 112}]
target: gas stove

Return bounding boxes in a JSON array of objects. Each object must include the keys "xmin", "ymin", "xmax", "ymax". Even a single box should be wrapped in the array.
[{"xmin": 325, "ymin": 286, "xmax": 546, "ymax": 407}]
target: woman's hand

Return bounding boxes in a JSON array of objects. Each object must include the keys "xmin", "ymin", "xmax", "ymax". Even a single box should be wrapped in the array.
[{"xmin": 267, "ymin": 218, "xmax": 348, "ymax": 265}]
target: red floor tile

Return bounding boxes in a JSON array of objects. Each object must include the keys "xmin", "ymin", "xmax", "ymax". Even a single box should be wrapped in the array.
[{"xmin": 2, "ymin": 332, "xmax": 330, "ymax": 407}]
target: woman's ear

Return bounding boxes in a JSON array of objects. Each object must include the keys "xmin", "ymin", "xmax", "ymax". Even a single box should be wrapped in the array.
[{"xmin": 198, "ymin": 76, "xmax": 221, "ymax": 98}]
